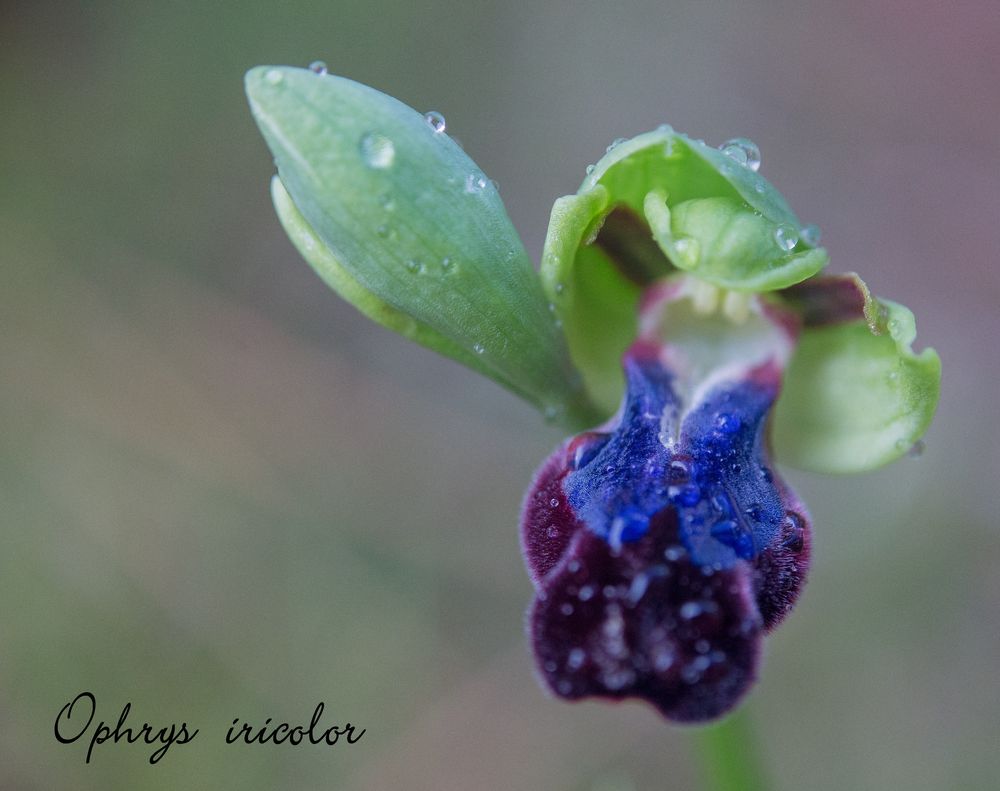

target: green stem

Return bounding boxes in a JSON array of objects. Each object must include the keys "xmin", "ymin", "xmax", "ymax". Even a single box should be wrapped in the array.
[{"xmin": 692, "ymin": 707, "xmax": 770, "ymax": 791}]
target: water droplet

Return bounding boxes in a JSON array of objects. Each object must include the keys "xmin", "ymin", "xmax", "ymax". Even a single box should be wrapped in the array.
[
  {"xmin": 754, "ymin": 180, "xmax": 766, "ymax": 194},
  {"xmin": 673, "ymin": 237, "xmax": 701, "ymax": 268},
  {"xmin": 308, "ymin": 60, "xmax": 328, "ymax": 75},
  {"xmin": 715, "ymin": 413, "xmax": 741, "ymax": 434},
  {"xmin": 359, "ymin": 132, "xmax": 395, "ymax": 169},
  {"xmin": 907, "ymin": 439, "xmax": 926, "ymax": 458},
  {"xmin": 377, "ymin": 192, "xmax": 395, "ymax": 210},
  {"xmin": 719, "ymin": 137, "xmax": 761, "ymax": 171},
  {"xmin": 680, "ymin": 601, "xmax": 704, "ymax": 620},
  {"xmin": 606, "ymin": 137, "xmax": 627, "ymax": 153},
  {"xmin": 440, "ymin": 257, "xmax": 454, "ymax": 272},
  {"xmin": 695, "ymin": 639, "xmax": 711, "ymax": 654},
  {"xmin": 585, "ymin": 164, "xmax": 595, "ymax": 175},
  {"xmin": 774, "ymin": 224, "xmax": 798, "ymax": 251},
  {"xmin": 472, "ymin": 342, "xmax": 485, "ymax": 355},
  {"xmin": 549, "ymin": 498, "xmax": 560, "ymax": 508},
  {"xmin": 543, "ymin": 404, "xmax": 561, "ymax": 422},
  {"xmin": 554, "ymin": 282, "xmax": 565, "ymax": 295},
  {"xmin": 465, "ymin": 173, "xmax": 488, "ymax": 193},
  {"xmin": 560, "ymin": 602, "xmax": 574, "ymax": 616},
  {"xmin": 800, "ymin": 223, "xmax": 822, "ymax": 246},
  {"xmin": 669, "ymin": 459, "xmax": 690, "ymax": 482},
  {"xmin": 664, "ymin": 545, "xmax": 685, "ymax": 562},
  {"xmin": 424, "ymin": 110, "xmax": 446, "ymax": 133},
  {"xmin": 265, "ymin": 69, "xmax": 284, "ymax": 85},
  {"xmin": 556, "ymin": 680, "xmax": 573, "ymax": 695},
  {"xmin": 578, "ymin": 585, "xmax": 595, "ymax": 602},
  {"xmin": 546, "ymin": 525, "xmax": 559, "ymax": 538},
  {"xmin": 491, "ymin": 179, "xmax": 500, "ymax": 193},
  {"xmin": 567, "ymin": 560, "xmax": 581, "ymax": 573},
  {"xmin": 567, "ymin": 648, "xmax": 586, "ymax": 669}
]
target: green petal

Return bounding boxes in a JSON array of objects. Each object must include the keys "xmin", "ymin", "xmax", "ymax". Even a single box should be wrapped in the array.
[
  {"xmin": 246, "ymin": 66, "xmax": 598, "ymax": 426},
  {"xmin": 542, "ymin": 127, "xmax": 828, "ymax": 416},
  {"xmin": 773, "ymin": 295, "xmax": 941, "ymax": 474}
]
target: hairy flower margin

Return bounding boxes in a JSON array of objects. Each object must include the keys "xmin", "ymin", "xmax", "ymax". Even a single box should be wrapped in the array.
[{"xmin": 246, "ymin": 66, "xmax": 941, "ymax": 723}]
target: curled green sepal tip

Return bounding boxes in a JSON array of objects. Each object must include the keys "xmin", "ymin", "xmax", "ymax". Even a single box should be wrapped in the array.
[
  {"xmin": 542, "ymin": 127, "xmax": 828, "ymax": 417},
  {"xmin": 774, "ymin": 278, "xmax": 941, "ymax": 474},
  {"xmin": 246, "ymin": 66, "xmax": 599, "ymax": 427}
]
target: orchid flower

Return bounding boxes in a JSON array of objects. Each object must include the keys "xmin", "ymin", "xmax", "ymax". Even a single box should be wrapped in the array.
[{"xmin": 245, "ymin": 66, "xmax": 940, "ymax": 723}]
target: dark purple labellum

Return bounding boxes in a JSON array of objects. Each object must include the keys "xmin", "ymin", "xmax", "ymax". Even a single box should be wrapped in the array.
[{"xmin": 521, "ymin": 285, "xmax": 811, "ymax": 722}]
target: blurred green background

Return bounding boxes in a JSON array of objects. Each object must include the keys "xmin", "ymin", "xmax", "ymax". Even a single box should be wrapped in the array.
[{"xmin": 3, "ymin": 1, "xmax": 998, "ymax": 789}]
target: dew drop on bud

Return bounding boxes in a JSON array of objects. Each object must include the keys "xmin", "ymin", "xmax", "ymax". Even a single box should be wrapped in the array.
[
  {"xmin": 606, "ymin": 137, "xmax": 626, "ymax": 153},
  {"xmin": 465, "ymin": 173, "xmax": 487, "ymax": 193},
  {"xmin": 424, "ymin": 111, "xmax": 446, "ymax": 133},
  {"xmin": 473, "ymin": 342, "xmax": 485, "ymax": 355},
  {"xmin": 359, "ymin": 132, "xmax": 395, "ymax": 169},
  {"xmin": 774, "ymin": 224, "xmax": 798, "ymax": 252},
  {"xmin": 719, "ymin": 137, "xmax": 761, "ymax": 172},
  {"xmin": 265, "ymin": 69, "xmax": 284, "ymax": 85},
  {"xmin": 308, "ymin": 60, "xmax": 328, "ymax": 75}
]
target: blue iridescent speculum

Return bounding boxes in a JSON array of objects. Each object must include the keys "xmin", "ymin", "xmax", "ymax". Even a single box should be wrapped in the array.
[
  {"xmin": 245, "ymin": 68, "xmax": 940, "ymax": 725},
  {"xmin": 522, "ymin": 283, "xmax": 810, "ymax": 721}
]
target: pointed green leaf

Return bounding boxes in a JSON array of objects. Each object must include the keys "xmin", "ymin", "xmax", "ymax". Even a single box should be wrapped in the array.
[
  {"xmin": 246, "ymin": 66, "xmax": 599, "ymax": 426},
  {"xmin": 773, "ymin": 293, "xmax": 941, "ymax": 474}
]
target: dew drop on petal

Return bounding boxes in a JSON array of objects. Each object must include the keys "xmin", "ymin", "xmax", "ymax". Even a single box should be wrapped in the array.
[
  {"xmin": 404, "ymin": 258, "xmax": 424, "ymax": 274},
  {"xmin": 800, "ymin": 223, "xmax": 822, "ymax": 247},
  {"xmin": 585, "ymin": 164, "xmax": 595, "ymax": 175},
  {"xmin": 359, "ymin": 132, "xmax": 395, "ymax": 169},
  {"xmin": 473, "ymin": 342, "xmax": 485, "ymax": 355},
  {"xmin": 673, "ymin": 237, "xmax": 701, "ymax": 268},
  {"xmin": 424, "ymin": 110, "xmax": 446, "ymax": 133},
  {"xmin": 265, "ymin": 69, "xmax": 284, "ymax": 85},
  {"xmin": 719, "ymin": 137, "xmax": 761, "ymax": 171},
  {"xmin": 774, "ymin": 224, "xmax": 798, "ymax": 251},
  {"xmin": 606, "ymin": 137, "xmax": 627, "ymax": 153},
  {"xmin": 308, "ymin": 60, "xmax": 328, "ymax": 75}
]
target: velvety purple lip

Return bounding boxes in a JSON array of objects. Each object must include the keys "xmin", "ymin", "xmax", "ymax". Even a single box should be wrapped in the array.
[{"xmin": 520, "ymin": 300, "xmax": 811, "ymax": 722}]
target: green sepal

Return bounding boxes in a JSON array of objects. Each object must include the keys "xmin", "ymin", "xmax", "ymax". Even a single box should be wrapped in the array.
[
  {"xmin": 773, "ymin": 287, "xmax": 941, "ymax": 474},
  {"xmin": 246, "ymin": 66, "xmax": 599, "ymax": 426},
  {"xmin": 541, "ymin": 187, "xmax": 642, "ymax": 416},
  {"xmin": 542, "ymin": 127, "xmax": 827, "ymax": 416}
]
